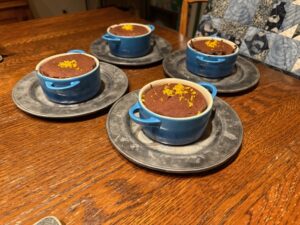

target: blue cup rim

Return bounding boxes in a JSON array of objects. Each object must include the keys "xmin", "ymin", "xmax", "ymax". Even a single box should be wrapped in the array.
[
  {"xmin": 187, "ymin": 36, "xmax": 239, "ymax": 58},
  {"xmin": 138, "ymin": 78, "xmax": 214, "ymax": 121},
  {"xmin": 35, "ymin": 52, "xmax": 100, "ymax": 81},
  {"xmin": 107, "ymin": 22, "xmax": 154, "ymax": 39}
]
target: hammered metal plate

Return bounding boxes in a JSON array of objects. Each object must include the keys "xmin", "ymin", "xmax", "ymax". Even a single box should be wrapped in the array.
[
  {"xmin": 163, "ymin": 49, "xmax": 260, "ymax": 93},
  {"xmin": 12, "ymin": 62, "xmax": 128, "ymax": 118},
  {"xmin": 107, "ymin": 90, "xmax": 243, "ymax": 173},
  {"xmin": 90, "ymin": 35, "xmax": 172, "ymax": 66}
]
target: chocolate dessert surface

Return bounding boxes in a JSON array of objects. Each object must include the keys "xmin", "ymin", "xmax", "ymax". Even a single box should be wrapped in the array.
[
  {"xmin": 143, "ymin": 83, "xmax": 207, "ymax": 118},
  {"xmin": 40, "ymin": 54, "xmax": 96, "ymax": 78},
  {"xmin": 109, "ymin": 24, "xmax": 149, "ymax": 37},
  {"xmin": 191, "ymin": 39, "xmax": 235, "ymax": 55}
]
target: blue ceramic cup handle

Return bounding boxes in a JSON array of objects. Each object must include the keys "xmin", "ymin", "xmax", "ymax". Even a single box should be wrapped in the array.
[
  {"xmin": 102, "ymin": 34, "xmax": 121, "ymax": 43},
  {"xmin": 198, "ymin": 82, "xmax": 217, "ymax": 99},
  {"xmin": 196, "ymin": 56, "xmax": 226, "ymax": 64},
  {"xmin": 148, "ymin": 24, "xmax": 155, "ymax": 32},
  {"xmin": 129, "ymin": 102, "xmax": 161, "ymax": 126},
  {"xmin": 67, "ymin": 49, "xmax": 85, "ymax": 54},
  {"xmin": 45, "ymin": 80, "xmax": 80, "ymax": 90}
]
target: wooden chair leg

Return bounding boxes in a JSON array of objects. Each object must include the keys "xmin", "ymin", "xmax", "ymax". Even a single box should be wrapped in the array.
[
  {"xmin": 179, "ymin": 0, "xmax": 208, "ymax": 37},
  {"xmin": 179, "ymin": 0, "xmax": 189, "ymax": 37}
]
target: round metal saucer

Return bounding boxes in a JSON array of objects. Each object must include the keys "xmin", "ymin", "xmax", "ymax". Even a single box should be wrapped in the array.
[
  {"xmin": 106, "ymin": 90, "xmax": 243, "ymax": 173},
  {"xmin": 90, "ymin": 34, "xmax": 172, "ymax": 66},
  {"xmin": 12, "ymin": 62, "xmax": 128, "ymax": 118},
  {"xmin": 163, "ymin": 49, "xmax": 260, "ymax": 93}
]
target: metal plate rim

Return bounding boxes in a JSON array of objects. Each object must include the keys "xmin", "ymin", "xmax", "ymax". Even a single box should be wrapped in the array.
[
  {"xmin": 12, "ymin": 62, "xmax": 128, "ymax": 118},
  {"xmin": 90, "ymin": 34, "xmax": 172, "ymax": 66},
  {"xmin": 106, "ymin": 90, "xmax": 243, "ymax": 174},
  {"xmin": 162, "ymin": 49, "xmax": 260, "ymax": 93}
]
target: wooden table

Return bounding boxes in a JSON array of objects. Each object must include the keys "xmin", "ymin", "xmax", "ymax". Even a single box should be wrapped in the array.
[{"xmin": 1, "ymin": 7, "xmax": 299, "ymax": 225}]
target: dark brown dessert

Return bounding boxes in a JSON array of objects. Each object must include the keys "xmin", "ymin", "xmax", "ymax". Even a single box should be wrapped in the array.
[
  {"xmin": 109, "ymin": 24, "xmax": 149, "ymax": 36},
  {"xmin": 40, "ymin": 54, "xmax": 96, "ymax": 78},
  {"xmin": 191, "ymin": 39, "xmax": 235, "ymax": 55},
  {"xmin": 143, "ymin": 83, "xmax": 207, "ymax": 118}
]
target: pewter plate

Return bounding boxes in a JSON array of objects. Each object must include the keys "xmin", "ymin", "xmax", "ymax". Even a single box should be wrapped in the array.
[
  {"xmin": 34, "ymin": 216, "xmax": 62, "ymax": 225},
  {"xmin": 163, "ymin": 49, "xmax": 260, "ymax": 93},
  {"xmin": 90, "ymin": 35, "xmax": 172, "ymax": 66},
  {"xmin": 107, "ymin": 90, "xmax": 243, "ymax": 173},
  {"xmin": 12, "ymin": 62, "xmax": 128, "ymax": 118}
]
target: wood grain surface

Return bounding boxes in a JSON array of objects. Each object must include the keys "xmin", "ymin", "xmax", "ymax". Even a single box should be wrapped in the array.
[{"xmin": 0, "ymin": 7, "xmax": 299, "ymax": 225}]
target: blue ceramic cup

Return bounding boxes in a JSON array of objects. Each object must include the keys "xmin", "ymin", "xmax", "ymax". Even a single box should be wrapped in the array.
[
  {"xmin": 35, "ymin": 50, "xmax": 101, "ymax": 104},
  {"xmin": 129, "ymin": 78, "xmax": 217, "ymax": 145},
  {"xmin": 186, "ymin": 37, "xmax": 239, "ymax": 78},
  {"xmin": 102, "ymin": 23, "xmax": 155, "ymax": 58}
]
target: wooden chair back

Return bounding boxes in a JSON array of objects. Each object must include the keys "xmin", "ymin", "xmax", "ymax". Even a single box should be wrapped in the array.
[{"xmin": 179, "ymin": 0, "xmax": 207, "ymax": 37}]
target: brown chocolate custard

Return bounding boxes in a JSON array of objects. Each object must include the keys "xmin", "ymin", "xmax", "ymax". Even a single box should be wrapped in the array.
[
  {"xmin": 40, "ymin": 54, "xmax": 96, "ymax": 78},
  {"xmin": 109, "ymin": 24, "xmax": 149, "ymax": 37},
  {"xmin": 191, "ymin": 39, "xmax": 235, "ymax": 55},
  {"xmin": 143, "ymin": 83, "xmax": 207, "ymax": 118}
]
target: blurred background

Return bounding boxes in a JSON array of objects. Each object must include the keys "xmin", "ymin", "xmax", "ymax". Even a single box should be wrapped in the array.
[{"xmin": 0, "ymin": 0, "xmax": 207, "ymax": 37}]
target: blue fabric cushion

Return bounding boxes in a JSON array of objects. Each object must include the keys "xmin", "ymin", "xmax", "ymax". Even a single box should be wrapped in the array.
[{"xmin": 196, "ymin": 0, "xmax": 300, "ymax": 77}]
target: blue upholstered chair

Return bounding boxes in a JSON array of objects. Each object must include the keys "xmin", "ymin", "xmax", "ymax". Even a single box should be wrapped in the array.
[{"xmin": 180, "ymin": 0, "xmax": 300, "ymax": 77}]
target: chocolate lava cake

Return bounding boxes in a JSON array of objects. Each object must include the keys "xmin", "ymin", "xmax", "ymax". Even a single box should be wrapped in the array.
[
  {"xmin": 143, "ymin": 83, "xmax": 207, "ymax": 118},
  {"xmin": 39, "ymin": 54, "xmax": 96, "ymax": 78},
  {"xmin": 109, "ymin": 24, "xmax": 149, "ymax": 37},
  {"xmin": 191, "ymin": 39, "xmax": 235, "ymax": 55}
]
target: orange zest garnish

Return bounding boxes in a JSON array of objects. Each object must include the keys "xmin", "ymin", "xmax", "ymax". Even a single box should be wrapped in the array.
[
  {"xmin": 58, "ymin": 60, "xmax": 80, "ymax": 70},
  {"xmin": 162, "ymin": 83, "xmax": 198, "ymax": 108},
  {"xmin": 121, "ymin": 24, "xmax": 133, "ymax": 31},
  {"xmin": 204, "ymin": 40, "xmax": 219, "ymax": 49}
]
